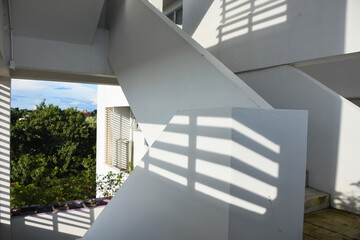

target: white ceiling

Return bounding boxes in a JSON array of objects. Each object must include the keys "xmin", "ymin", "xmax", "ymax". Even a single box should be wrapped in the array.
[{"xmin": 11, "ymin": 0, "xmax": 105, "ymax": 44}]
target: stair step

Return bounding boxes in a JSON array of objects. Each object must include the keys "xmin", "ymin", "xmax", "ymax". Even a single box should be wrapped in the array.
[{"xmin": 304, "ymin": 187, "xmax": 330, "ymax": 214}]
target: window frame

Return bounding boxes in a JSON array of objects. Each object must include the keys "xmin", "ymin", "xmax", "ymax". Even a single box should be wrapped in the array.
[{"xmin": 166, "ymin": 5, "xmax": 183, "ymax": 25}]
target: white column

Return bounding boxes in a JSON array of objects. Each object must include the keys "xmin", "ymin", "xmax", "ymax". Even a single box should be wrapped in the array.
[{"xmin": 0, "ymin": 77, "xmax": 11, "ymax": 239}]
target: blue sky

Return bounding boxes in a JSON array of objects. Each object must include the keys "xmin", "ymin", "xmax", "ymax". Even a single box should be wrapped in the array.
[{"xmin": 11, "ymin": 79, "xmax": 98, "ymax": 111}]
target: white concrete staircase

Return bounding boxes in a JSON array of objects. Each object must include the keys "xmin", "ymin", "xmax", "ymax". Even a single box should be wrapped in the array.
[{"xmin": 82, "ymin": 1, "xmax": 310, "ymax": 239}]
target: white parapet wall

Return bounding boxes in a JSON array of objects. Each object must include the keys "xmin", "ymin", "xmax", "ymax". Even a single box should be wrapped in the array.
[
  {"xmin": 239, "ymin": 65, "xmax": 360, "ymax": 214},
  {"xmin": 107, "ymin": 0, "xmax": 271, "ymax": 146},
  {"xmin": 83, "ymin": 108, "xmax": 308, "ymax": 240},
  {"xmin": 11, "ymin": 206, "xmax": 105, "ymax": 240}
]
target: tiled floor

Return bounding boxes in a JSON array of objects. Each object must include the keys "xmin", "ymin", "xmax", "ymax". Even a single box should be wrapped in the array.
[{"xmin": 303, "ymin": 208, "xmax": 360, "ymax": 240}]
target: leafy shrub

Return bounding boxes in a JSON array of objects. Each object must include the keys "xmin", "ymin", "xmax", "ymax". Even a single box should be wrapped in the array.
[
  {"xmin": 10, "ymin": 171, "xmax": 96, "ymax": 208},
  {"xmin": 96, "ymin": 171, "xmax": 125, "ymax": 197}
]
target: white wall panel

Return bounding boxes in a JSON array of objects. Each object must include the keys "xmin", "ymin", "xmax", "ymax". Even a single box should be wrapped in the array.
[{"xmin": 240, "ymin": 65, "xmax": 360, "ymax": 214}]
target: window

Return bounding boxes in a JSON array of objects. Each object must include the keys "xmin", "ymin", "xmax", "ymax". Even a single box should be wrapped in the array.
[
  {"xmin": 166, "ymin": 6, "xmax": 183, "ymax": 25},
  {"xmin": 105, "ymin": 107, "xmax": 134, "ymax": 171}
]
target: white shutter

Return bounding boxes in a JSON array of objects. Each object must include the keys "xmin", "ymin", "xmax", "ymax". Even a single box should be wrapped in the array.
[
  {"xmin": 105, "ymin": 107, "xmax": 133, "ymax": 170},
  {"xmin": 105, "ymin": 107, "xmax": 114, "ymax": 166}
]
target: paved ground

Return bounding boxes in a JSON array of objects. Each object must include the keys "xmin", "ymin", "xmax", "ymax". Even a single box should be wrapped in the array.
[{"xmin": 303, "ymin": 208, "xmax": 360, "ymax": 240}]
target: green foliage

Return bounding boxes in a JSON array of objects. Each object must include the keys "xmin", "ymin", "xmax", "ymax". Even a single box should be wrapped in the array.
[
  {"xmin": 128, "ymin": 161, "xmax": 134, "ymax": 173},
  {"xmin": 10, "ymin": 100, "xmax": 97, "ymax": 208},
  {"xmin": 97, "ymin": 171, "xmax": 124, "ymax": 197},
  {"xmin": 85, "ymin": 116, "xmax": 97, "ymax": 129},
  {"xmin": 10, "ymin": 108, "xmax": 29, "ymax": 125},
  {"xmin": 11, "ymin": 172, "xmax": 95, "ymax": 207}
]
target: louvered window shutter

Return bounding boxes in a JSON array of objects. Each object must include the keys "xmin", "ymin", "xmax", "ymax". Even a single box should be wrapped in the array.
[
  {"xmin": 105, "ymin": 107, "xmax": 114, "ymax": 166},
  {"xmin": 104, "ymin": 107, "xmax": 133, "ymax": 170}
]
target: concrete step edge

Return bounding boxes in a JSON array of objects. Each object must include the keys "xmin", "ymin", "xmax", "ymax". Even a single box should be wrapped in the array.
[{"xmin": 304, "ymin": 187, "xmax": 330, "ymax": 214}]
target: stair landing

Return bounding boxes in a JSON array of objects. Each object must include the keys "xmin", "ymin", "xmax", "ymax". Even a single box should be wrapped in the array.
[{"xmin": 303, "ymin": 208, "xmax": 360, "ymax": 239}]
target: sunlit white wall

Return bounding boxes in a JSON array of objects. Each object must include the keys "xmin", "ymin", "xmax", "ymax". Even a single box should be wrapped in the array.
[{"xmin": 183, "ymin": 0, "xmax": 360, "ymax": 73}]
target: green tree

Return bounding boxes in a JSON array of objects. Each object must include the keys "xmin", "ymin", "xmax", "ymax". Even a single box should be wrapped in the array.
[
  {"xmin": 10, "ymin": 100, "xmax": 96, "ymax": 207},
  {"xmin": 10, "ymin": 108, "xmax": 28, "ymax": 125}
]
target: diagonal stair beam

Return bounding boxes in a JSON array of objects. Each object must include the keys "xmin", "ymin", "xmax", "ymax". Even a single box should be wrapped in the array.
[{"xmin": 107, "ymin": 0, "xmax": 271, "ymax": 146}]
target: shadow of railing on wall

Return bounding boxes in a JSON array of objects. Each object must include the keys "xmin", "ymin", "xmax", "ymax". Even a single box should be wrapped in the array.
[
  {"xmin": 141, "ymin": 110, "xmax": 280, "ymax": 218},
  {"xmin": 0, "ymin": 78, "xmax": 11, "ymax": 239},
  {"xmin": 11, "ymin": 205, "xmax": 105, "ymax": 240},
  {"xmin": 218, "ymin": 0, "xmax": 288, "ymax": 44}
]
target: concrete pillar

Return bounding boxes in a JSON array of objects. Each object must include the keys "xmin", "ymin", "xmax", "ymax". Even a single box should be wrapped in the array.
[{"xmin": 0, "ymin": 77, "xmax": 11, "ymax": 239}]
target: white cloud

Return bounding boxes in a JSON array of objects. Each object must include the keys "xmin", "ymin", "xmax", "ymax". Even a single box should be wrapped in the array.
[
  {"xmin": 27, "ymin": 105, "xmax": 37, "ymax": 110},
  {"xmin": 12, "ymin": 79, "xmax": 46, "ymax": 91},
  {"xmin": 70, "ymin": 101, "xmax": 81, "ymax": 105},
  {"xmin": 89, "ymin": 96, "xmax": 97, "ymax": 105}
]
